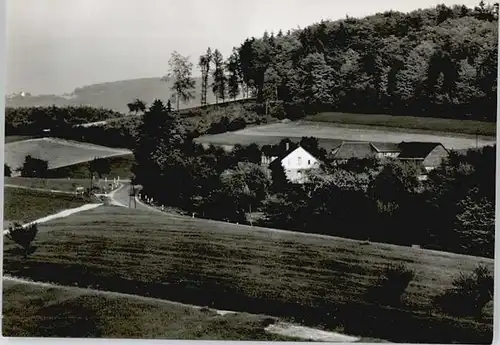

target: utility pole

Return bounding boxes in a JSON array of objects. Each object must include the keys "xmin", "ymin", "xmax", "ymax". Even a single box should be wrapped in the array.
[
  {"xmin": 129, "ymin": 185, "xmax": 137, "ymax": 208},
  {"xmin": 89, "ymin": 156, "xmax": 96, "ymax": 192}
]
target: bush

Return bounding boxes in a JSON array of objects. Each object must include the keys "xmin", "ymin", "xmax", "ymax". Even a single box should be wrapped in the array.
[
  {"xmin": 207, "ymin": 116, "xmax": 231, "ymax": 134},
  {"xmin": 269, "ymin": 101, "xmax": 285, "ymax": 119},
  {"xmin": 17, "ymin": 155, "xmax": 49, "ymax": 178},
  {"xmin": 6, "ymin": 223, "xmax": 38, "ymax": 259},
  {"xmin": 284, "ymin": 103, "xmax": 305, "ymax": 120},
  {"xmin": 365, "ymin": 263, "xmax": 415, "ymax": 306},
  {"xmin": 4, "ymin": 163, "xmax": 12, "ymax": 177},
  {"xmin": 228, "ymin": 117, "xmax": 247, "ymax": 131},
  {"xmin": 434, "ymin": 264, "xmax": 493, "ymax": 318},
  {"xmin": 89, "ymin": 157, "xmax": 111, "ymax": 178}
]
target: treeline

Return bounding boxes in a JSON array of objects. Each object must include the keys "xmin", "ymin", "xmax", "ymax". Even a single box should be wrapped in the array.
[
  {"xmin": 199, "ymin": 2, "xmax": 497, "ymax": 121},
  {"xmin": 5, "ymin": 106, "xmax": 124, "ymax": 135},
  {"xmin": 133, "ymin": 99, "xmax": 495, "ymax": 258},
  {"xmin": 59, "ymin": 101, "xmax": 266, "ymax": 149},
  {"xmin": 5, "ymin": 100, "xmax": 266, "ymax": 150}
]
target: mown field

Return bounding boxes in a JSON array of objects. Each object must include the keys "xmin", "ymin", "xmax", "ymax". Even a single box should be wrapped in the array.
[
  {"xmin": 195, "ymin": 121, "xmax": 496, "ymax": 151},
  {"xmin": 3, "ymin": 206, "xmax": 493, "ymax": 343},
  {"xmin": 5, "ymin": 135, "xmax": 35, "ymax": 143},
  {"xmin": 2, "ymin": 279, "xmax": 295, "ymax": 340},
  {"xmin": 5, "ymin": 177, "xmax": 90, "ymax": 191},
  {"xmin": 4, "ymin": 137, "xmax": 132, "ymax": 172},
  {"xmin": 3, "ymin": 187, "xmax": 93, "ymax": 226},
  {"xmin": 4, "ymin": 177, "xmax": 120, "ymax": 195},
  {"xmin": 194, "ymin": 132, "xmax": 345, "ymax": 152},
  {"xmin": 307, "ymin": 112, "xmax": 497, "ymax": 137},
  {"xmin": 47, "ymin": 154, "xmax": 135, "ymax": 179}
]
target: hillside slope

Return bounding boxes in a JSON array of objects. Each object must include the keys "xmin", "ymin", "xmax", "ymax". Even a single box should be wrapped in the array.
[
  {"xmin": 3, "ymin": 205, "xmax": 492, "ymax": 343},
  {"xmin": 5, "ymin": 137, "xmax": 132, "ymax": 172},
  {"xmin": 6, "ymin": 77, "xmax": 225, "ymax": 113}
]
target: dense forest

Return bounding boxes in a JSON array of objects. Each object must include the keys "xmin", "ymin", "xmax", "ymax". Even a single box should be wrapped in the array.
[{"xmin": 211, "ymin": 1, "xmax": 498, "ymax": 121}]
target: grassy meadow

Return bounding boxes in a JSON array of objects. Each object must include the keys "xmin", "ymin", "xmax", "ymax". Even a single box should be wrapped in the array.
[
  {"xmin": 5, "ymin": 135, "xmax": 36, "ymax": 143},
  {"xmin": 194, "ymin": 121, "xmax": 496, "ymax": 152},
  {"xmin": 2, "ymin": 279, "xmax": 296, "ymax": 340},
  {"xmin": 229, "ymin": 122, "xmax": 496, "ymax": 151},
  {"xmin": 3, "ymin": 206, "xmax": 493, "ymax": 343},
  {"xmin": 5, "ymin": 137, "xmax": 132, "ymax": 172},
  {"xmin": 307, "ymin": 112, "xmax": 497, "ymax": 137},
  {"xmin": 47, "ymin": 154, "xmax": 135, "ymax": 179},
  {"xmin": 3, "ymin": 187, "xmax": 94, "ymax": 226},
  {"xmin": 5, "ymin": 177, "xmax": 91, "ymax": 192}
]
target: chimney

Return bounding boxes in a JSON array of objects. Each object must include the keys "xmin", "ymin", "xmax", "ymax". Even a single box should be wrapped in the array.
[{"xmin": 286, "ymin": 142, "xmax": 289, "ymax": 151}]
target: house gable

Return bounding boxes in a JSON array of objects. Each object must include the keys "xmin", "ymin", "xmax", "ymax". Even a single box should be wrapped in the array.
[
  {"xmin": 280, "ymin": 146, "xmax": 319, "ymax": 170},
  {"xmin": 422, "ymin": 144, "xmax": 449, "ymax": 170}
]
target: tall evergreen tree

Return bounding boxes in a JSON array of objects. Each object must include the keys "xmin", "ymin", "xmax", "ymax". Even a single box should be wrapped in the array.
[
  {"xmin": 199, "ymin": 47, "xmax": 212, "ymax": 107},
  {"xmin": 132, "ymin": 99, "xmax": 184, "ymax": 198},
  {"xmin": 226, "ymin": 50, "xmax": 241, "ymax": 100},
  {"xmin": 212, "ymin": 49, "xmax": 227, "ymax": 103}
]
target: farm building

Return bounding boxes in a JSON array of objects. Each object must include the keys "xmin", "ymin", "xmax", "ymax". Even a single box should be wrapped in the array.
[
  {"xmin": 397, "ymin": 142, "xmax": 449, "ymax": 172},
  {"xmin": 262, "ymin": 142, "xmax": 320, "ymax": 184},
  {"xmin": 329, "ymin": 140, "xmax": 449, "ymax": 176},
  {"xmin": 329, "ymin": 142, "xmax": 401, "ymax": 164}
]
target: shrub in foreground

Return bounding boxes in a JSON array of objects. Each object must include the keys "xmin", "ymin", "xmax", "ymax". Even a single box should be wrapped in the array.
[
  {"xmin": 4, "ymin": 163, "xmax": 12, "ymax": 177},
  {"xmin": 365, "ymin": 263, "xmax": 415, "ymax": 306},
  {"xmin": 434, "ymin": 264, "xmax": 493, "ymax": 318},
  {"xmin": 6, "ymin": 223, "xmax": 38, "ymax": 259}
]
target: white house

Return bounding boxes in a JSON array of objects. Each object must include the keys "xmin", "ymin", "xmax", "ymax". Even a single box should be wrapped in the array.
[{"xmin": 263, "ymin": 144, "xmax": 320, "ymax": 184}]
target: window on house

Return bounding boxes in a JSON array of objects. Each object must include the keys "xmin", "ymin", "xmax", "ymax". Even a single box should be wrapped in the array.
[
  {"xmin": 308, "ymin": 159, "xmax": 311, "ymax": 165},
  {"xmin": 298, "ymin": 157, "xmax": 302, "ymax": 165}
]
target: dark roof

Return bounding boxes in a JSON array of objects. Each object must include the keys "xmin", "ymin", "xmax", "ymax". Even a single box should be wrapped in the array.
[
  {"xmin": 262, "ymin": 142, "xmax": 298, "ymax": 158},
  {"xmin": 397, "ymin": 142, "xmax": 444, "ymax": 159},
  {"xmin": 370, "ymin": 142, "xmax": 401, "ymax": 152},
  {"xmin": 330, "ymin": 142, "xmax": 378, "ymax": 160}
]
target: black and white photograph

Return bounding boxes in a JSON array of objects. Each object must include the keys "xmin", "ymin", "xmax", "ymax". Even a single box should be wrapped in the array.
[{"xmin": 2, "ymin": 0, "xmax": 497, "ymax": 342}]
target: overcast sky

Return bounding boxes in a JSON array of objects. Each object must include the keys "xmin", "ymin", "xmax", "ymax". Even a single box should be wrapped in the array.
[{"xmin": 7, "ymin": 0, "xmax": 480, "ymax": 95}]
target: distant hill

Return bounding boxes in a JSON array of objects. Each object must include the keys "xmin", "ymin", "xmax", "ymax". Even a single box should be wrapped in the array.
[{"xmin": 6, "ymin": 77, "xmax": 225, "ymax": 113}]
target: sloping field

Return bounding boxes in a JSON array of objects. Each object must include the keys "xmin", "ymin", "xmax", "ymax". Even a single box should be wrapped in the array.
[
  {"xmin": 5, "ymin": 135, "xmax": 35, "ymax": 143},
  {"xmin": 4, "ymin": 137, "xmax": 132, "ymax": 172},
  {"xmin": 47, "ymin": 154, "xmax": 135, "ymax": 179},
  {"xmin": 307, "ymin": 112, "xmax": 497, "ymax": 137},
  {"xmin": 6, "ymin": 77, "xmax": 249, "ymax": 114},
  {"xmin": 193, "ymin": 132, "xmax": 345, "ymax": 151},
  {"xmin": 5, "ymin": 177, "xmax": 90, "ymax": 192},
  {"xmin": 3, "ymin": 206, "xmax": 492, "ymax": 343},
  {"xmin": 196, "ymin": 121, "xmax": 496, "ymax": 151},
  {"xmin": 3, "ymin": 186, "xmax": 93, "ymax": 226},
  {"xmin": 2, "ymin": 279, "xmax": 294, "ymax": 340}
]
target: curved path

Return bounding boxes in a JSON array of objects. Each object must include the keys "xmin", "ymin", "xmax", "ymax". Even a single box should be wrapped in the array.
[{"xmin": 109, "ymin": 182, "xmax": 161, "ymax": 212}]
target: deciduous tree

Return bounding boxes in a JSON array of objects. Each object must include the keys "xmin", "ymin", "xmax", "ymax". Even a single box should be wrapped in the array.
[
  {"xmin": 127, "ymin": 98, "xmax": 147, "ymax": 115},
  {"xmin": 18, "ymin": 155, "xmax": 48, "ymax": 178},
  {"xmin": 164, "ymin": 51, "xmax": 196, "ymax": 112}
]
